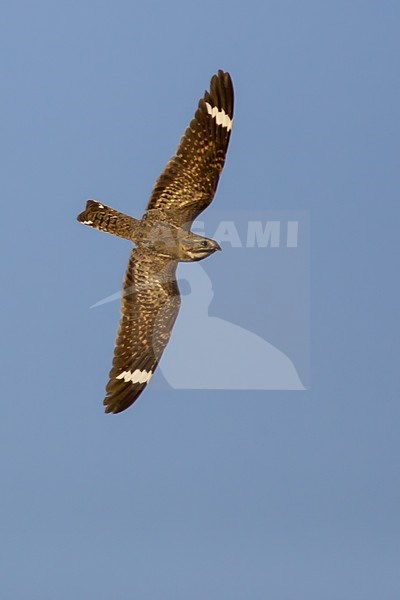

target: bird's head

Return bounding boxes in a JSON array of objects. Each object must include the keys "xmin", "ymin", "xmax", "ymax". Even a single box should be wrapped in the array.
[{"xmin": 179, "ymin": 233, "xmax": 221, "ymax": 262}]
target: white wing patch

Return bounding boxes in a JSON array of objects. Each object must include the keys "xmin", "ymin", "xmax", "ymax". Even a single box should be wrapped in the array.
[
  {"xmin": 205, "ymin": 102, "xmax": 233, "ymax": 131},
  {"xmin": 116, "ymin": 369, "xmax": 153, "ymax": 384},
  {"xmin": 82, "ymin": 220, "xmax": 93, "ymax": 225}
]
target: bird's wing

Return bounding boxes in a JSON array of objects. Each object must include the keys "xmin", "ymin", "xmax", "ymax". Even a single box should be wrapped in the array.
[
  {"xmin": 146, "ymin": 70, "xmax": 234, "ymax": 228},
  {"xmin": 104, "ymin": 249, "xmax": 180, "ymax": 414}
]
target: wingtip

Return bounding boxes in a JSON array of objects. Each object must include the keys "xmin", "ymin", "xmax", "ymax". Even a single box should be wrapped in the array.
[
  {"xmin": 216, "ymin": 69, "xmax": 232, "ymax": 85},
  {"xmin": 103, "ymin": 378, "xmax": 147, "ymax": 414},
  {"xmin": 205, "ymin": 70, "xmax": 234, "ymax": 119},
  {"xmin": 103, "ymin": 398, "xmax": 125, "ymax": 415}
]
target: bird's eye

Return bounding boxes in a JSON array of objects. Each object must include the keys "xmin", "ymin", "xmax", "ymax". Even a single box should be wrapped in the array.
[{"xmin": 200, "ymin": 240, "xmax": 208, "ymax": 248}]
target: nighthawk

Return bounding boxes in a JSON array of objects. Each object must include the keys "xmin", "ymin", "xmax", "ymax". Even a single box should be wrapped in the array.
[{"xmin": 77, "ymin": 70, "xmax": 234, "ymax": 413}]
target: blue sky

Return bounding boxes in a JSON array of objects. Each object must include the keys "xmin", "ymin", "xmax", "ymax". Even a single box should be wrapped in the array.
[{"xmin": 1, "ymin": 1, "xmax": 399, "ymax": 598}]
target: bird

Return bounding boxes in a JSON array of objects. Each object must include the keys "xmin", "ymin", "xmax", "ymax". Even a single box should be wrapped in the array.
[{"xmin": 77, "ymin": 70, "xmax": 234, "ymax": 414}]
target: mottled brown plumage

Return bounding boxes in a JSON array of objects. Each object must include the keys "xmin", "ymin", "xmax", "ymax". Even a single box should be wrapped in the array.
[
  {"xmin": 77, "ymin": 70, "xmax": 234, "ymax": 413},
  {"xmin": 147, "ymin": 70, "xmax": 234, "ymax": 228}
]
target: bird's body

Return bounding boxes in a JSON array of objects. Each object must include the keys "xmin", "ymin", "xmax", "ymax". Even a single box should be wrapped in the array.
[
  {"xmin": 80, "ymin": 202, "xmax": 220, "ymax": 262},
  {"xmin": 77, "ymin": 70, "xmax": 234, "ymax": 413}
]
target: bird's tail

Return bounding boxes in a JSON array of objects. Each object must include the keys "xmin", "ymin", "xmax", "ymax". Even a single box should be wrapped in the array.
[{"xmin": 77, "ymin": 200, "xmax": 139, "ymax": 240}]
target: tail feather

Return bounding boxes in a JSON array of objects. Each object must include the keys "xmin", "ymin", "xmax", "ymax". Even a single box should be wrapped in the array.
[{"xmin": 77, "ymin": 200, "xmax": 138, "ymax": 240}]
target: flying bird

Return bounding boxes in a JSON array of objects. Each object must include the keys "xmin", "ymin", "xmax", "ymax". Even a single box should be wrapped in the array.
[{"xmin": 77, "ymin": 70, "xmax": 234, "ymax": 413}]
